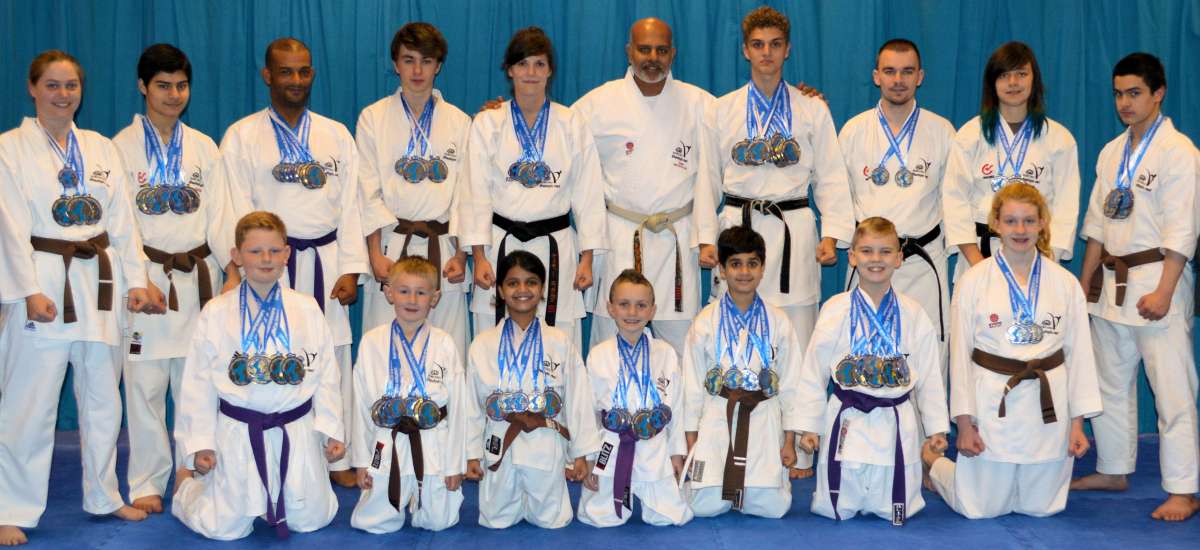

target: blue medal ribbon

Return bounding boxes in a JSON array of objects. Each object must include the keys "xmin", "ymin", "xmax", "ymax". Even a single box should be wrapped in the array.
[
  {"xmin": 717, "ymin": 293, "xmax": 773, "ymax": 373},
  {"xmin": 240, "ymin": 282, "xmax": 285, "ymax": 354},
  {"xmin": 267, "ymin": 107, "xmax": 315, "ymax": 164},
  {"xmin": 617, "ymin": 333, "xmax": 663, "ymax": 410},
  {"xmin": 140, "ymin": 115, "xmax": 184, "ymax": 187},
  {"xmin": 392, "ymin": 321, "xmax": 430, "ymax": 398},
  {"xmin": 400, "ymin": 95, "xmax": 436, "ymax": 159},
  {"xmin": 994, "ymin": 118, "xmax": 1033, "ymax": 184},
  {"xmin": 1116, "ymin": 113, "xmax": 1164, "ymax": 192},
  {"xmin": 39, "ymin": 122, "xmax": 87, "ymax": 196},
  {"xmin": 498, "ymin": 318, "xmax": 545, "ymax": 392},
  {"xmin": 995, "ymin": 251, "xmax": 1042, "ymax": 326},
  {"xmin": 875, "ymin": 103, "xmax": 920, "ymax": 174},
  {"xmin": 851, "ymin": 289, "xmax": 902, "ymax": 357},
  {"xmin": 744, "ymin": 81, "xmax": 791, "ymax": 139},
  {"xmin": 510, "ymin": 99, "xmax": 550, "ymax": 163}
]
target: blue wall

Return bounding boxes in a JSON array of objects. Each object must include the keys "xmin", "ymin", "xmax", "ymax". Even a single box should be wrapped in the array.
[{"xmin": 3, "ymin": 0, "xmax": 1196, "ymax": 434}]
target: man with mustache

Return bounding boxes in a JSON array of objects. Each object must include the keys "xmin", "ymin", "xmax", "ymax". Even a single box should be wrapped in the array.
[
  {"xmin": 837, "ymin": 39, "xmax": 956, "ymax": 374},
  {"xmin": 215, "ymin": 37, "xmax": 367, "ymax": 488},
  {"xmin": 571, "ymin": 17, "xmax": 714, "ymax": 357}
]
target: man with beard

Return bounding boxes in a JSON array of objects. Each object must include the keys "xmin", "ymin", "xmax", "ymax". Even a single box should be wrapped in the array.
[
  {"xmin": 215, "ymin": 37, "xmax": 366, "ymax": 488},
  {"xmin": 837, "ymin": 39, "xmax": 956, "ymax": 372},
  {"xmin": 572, "ymin": 17, "xmax": 715, "ymax": 357}
]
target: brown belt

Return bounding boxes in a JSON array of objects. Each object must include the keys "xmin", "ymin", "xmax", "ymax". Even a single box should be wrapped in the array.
[
  {"xmin": 718, "ymin": 387, "xmax": 770, "ymax": 509},
  {"xmin": 1087, "ymin": 247, "xmax": 1164, "ymax": 306},
  {"xmin": 971, "ymin": 348, "xmax": 1064, "ymax": 424},
  {"xmin": 30, "ymin": 232, "xmax": 112, "ymax": 324},
  {"xmin": 487, "ymin": 410, "xmax": 571, "ymax": 472},
  {"xmin": 387, "ymin": 406, "xmax": 447, "ymax": 512},
  {"xmin": 393, "ymin": 218, "xmax": 450, "ymax": 289},
  {"xmin": 143, "ymin": 243, "xmax": 212, "ymax": 311}
]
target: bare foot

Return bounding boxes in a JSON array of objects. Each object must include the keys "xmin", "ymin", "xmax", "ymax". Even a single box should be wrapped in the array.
[
  {"xmin": 788, "ymin": 467, "xmax": 814, "ymax": 480},
  {"xmin": 1070, "ymin": 473, "xmax": 1128, "ymax": 492},
  {"xmin": 330, "ymin": 469, "xmax": 357, "ymax": 488},
  {"xmin": 0, "ymin": 525, "xmax": 27, "ymax": 546},
  {"xmin": 920, "ymin": 439, "xmax": 944, "ymax": 491},
  {"xmin": 173, "ymin": 468, "xmax": 193, "ymax": 496},
  {"xmin": 1150, "ymin": 494, "xmax": 1200, "ymax": 522},
  {"xmin": 112, "ymin": 505, "xmax": 148, "ymax": 522},
  {"xmin": 131, "ymin": 495, "xmax": 163, "ymax": 514}
]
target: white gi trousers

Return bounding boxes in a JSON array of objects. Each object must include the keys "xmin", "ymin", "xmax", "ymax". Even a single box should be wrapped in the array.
[
  {"xmin": 329, "ymin": 343, "xmax": 353, "ymax": 472},
  {"xmin": 577, "ymin": 475, "xmax": 693, "ymax": 527},
  {"xmin": 811, "ymin": 461, "xmax": 925, "ymax": 522},
  {"xmin": 929, "ymin": 455, "xmax": 1073, "ymax": 518},
  {"xmin": 477, "ymin": 462, "xmax": 574, "ymax": 529},
  {"xmin": 123, "ymin": 356, "xmax": 185, "ymax": 500},
  {"xmin": 350, "ymin": 473, "xmax": 462, "ymax": 533},
  {"xmin": 688, "ymin": 476, "xmax": 792, "ymax": 519}
]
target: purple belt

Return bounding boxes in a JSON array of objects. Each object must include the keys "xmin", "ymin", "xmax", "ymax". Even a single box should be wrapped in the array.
[
  {"xmin": 287, "ymin": 230, "xmax": 337, "ymax": 312},
  {"xmin": 219, "ymin": 398, "xmax": 313, "ymax": 539},
  {"xmin": 828, "ymin": 386, "xmax": 910, "ymax": 526},
  {"xmin": 601, "ymin": 411, "xmax": 639, "ymax": 518}
]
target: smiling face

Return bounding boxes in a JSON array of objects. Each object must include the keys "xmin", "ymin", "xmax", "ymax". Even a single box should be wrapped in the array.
[
  {"xmin": 720, "ymin": 251, "xmax": 765, "ymax": 300},
  {"xmin": 607, "ymin": 281, "xmax": 656, "ymax": 338},
  {"xmin": 849, "ymin": 232, "xmax": 902, "ymax": 288},
  {"xmin": 627, "ymin": 21, "xmax": 674, "ymax": 85},
  {"xmin": 499, "ymin": 264, "xmax": 544, "ymax": 317},
  {"xmin": 994, "ymin": 199, "xmax": 1045, "ymax": 255},
  {"xmin": 994, "ymin": 62, "xmax": 1033, "ymax": 110},
  {"xmin": 262, "ymin": 47, "xmax": 314, "ymax": 110},
  {"xmin": 29, "ymin": 60, "xmax": 82, "ymax": 123},
  {"xmin": 386, "ymin": 271, "xmax": 439, "ymax": 326},
  {"xmin": 139, "ymin": 70, "xmax": 190, "ymax": 121},
  {"xmin": 873, "ymin": 48, "xmax": 923, "ymax": 107},
  {"xmin": 743, "ymin": 27, "xmax": 790, "ymax": 81},
  {"xmin": 507, "ymin": 54, "xmax": 551, "ymax": 98},
  {"xmin": 232, "ymin": 228, "xmax": 290, "ymax": 289}
]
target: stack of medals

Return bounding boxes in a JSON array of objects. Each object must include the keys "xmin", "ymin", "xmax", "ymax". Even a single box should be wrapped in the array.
[
  {"xmin": 506, "ymin": 99, "xmax": 553, "ymax": 188},
  {"xmin": 268, "ymin": 108, "xmax": 327, "ymax": 189},
  {"xmin": 43, "ymin": 124, "xmax": 102, "ymax": 227},
  {"xmin": 1104, "ymin": 113, "xmax": 1163, "ymax": 220},
  {"xmin": 703, "ymin": 293, "xmax": 778, "ymax": 397},
  {"xmin": 996, "ymin": 250, "xmax": 1044, "ymax": 345},
  {"xmin": 484, "ymin": 318, "xmax": 563, "ymax": 421},
  {"xmin": 990, "ymin": 118, "xmax": 1033, "ymax": 192},
  {"xmin": 136, "ymin": 115, "xmax": 200, "ymax": 216},
  {"xmin": 370, "ymin": 321, "xmax": 443, "ymax": 429},
  {"xmin": 227, "ymin": 282, "xmax": 306, "ymax": 386},
  {"xmin": 869, "ymin": 102, "xmax": 921, "ymax": 187},
  {"xmin": 730, "ymin": 80, "xmax": 801, "ymax": 168},
  {"xmin": 601, "ymin": 333, "xmax": 673, "ymax": 441},
  {"xmin": 392, "ymin": 95, "xmax": 449, "ymax": 184},
  {"xmin": 834, "ymin": 288, "xmax": 910, "ymax": 389}
]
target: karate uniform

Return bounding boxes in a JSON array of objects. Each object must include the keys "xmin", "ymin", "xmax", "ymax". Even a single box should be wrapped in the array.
[
  {"xmin": 218, "ymin": 108, "xmax": 368, "ymax": 470},
  {"xmin": 577, "ymin": 334, "xmax": 693, "ymax": 527},
  {"xmin": 0, "ymin": 197, "xmax": 38, "ymax": 302},
  {"xmin": 171, "ymin": 284, "xmax": 343, "ymax": 540},
  {"xmin": 348, "ymin": 322, "xmax": 468, "ymax": 532},
  {"xmin": 112, "ymin": 115, "xmax": 231, "ymax": 501},
  {"xmin": 0, "ymin": 118, "xmax": 148, "ymax": 527},
  {"xmin": 680, "ymin": 294, "xmax": 802, "ymax": 518},
  {"xmin": 358, "ymin": 89, "xmax": 472, "ymax": 356},
  {"xmin": 572, "ymin": 70, "xmax": 716, "ymax": 355},
  {"xmin": 1081, "ymin": 118, "xmax": 1198, "ymax": 495},
  {"xmin": 929, "ymin": 253, "xmax": 1102, "ymax": 518},
  {"xmin": 459, "ymin": 100, "xmax": 608, "ymax": 343},
  {"xmin": 943, "ymin": 116, "xmax": 1081, "ymax": 275},
  {"xmin": 838, "ymin": 105, "xmax": 956, "ymax": 353},
  {"xmin": 794, "ymin": 288, "xmax": 948, "ymax": 522},
  {"xmin": 465, "ymin": 318, "xmax": 601, "ymax": 529}
]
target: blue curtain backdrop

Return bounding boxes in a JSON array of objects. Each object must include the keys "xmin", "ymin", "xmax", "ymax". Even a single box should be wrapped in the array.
[{"xmin": 2, "ymin": 0, "xmax": 1197, "ymax": 433}]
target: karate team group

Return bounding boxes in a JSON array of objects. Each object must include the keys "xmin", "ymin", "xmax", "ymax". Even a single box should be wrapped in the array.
[{"xmin": 1, "ymin": 5, "xmax": 1198, "ymax": 545}]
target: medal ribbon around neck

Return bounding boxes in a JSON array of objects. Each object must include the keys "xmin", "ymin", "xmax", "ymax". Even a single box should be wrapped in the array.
[
  {"xmin": 401, "ymin": 94, "xmax": 436, "ymax": 159},
  {"xmin": 498, "ymin": 317, "xmax": 545, "ymax": 393},
  {"xmin": 388, "ymin": 320, "xmax": 431, "ymax": 399},
  {"xmin": 875, "ymin": 103, "xmax": 920, "ymax": 174},
  {"xmin": 718, "ymin": 293, "xmax": 773, "ymax": 371},
  {"xmin": 994, "ymin": 117, "xmax": 1033, "ymax": 183},
  {"xmin": 510, "ymin": 99, "xmax": 550, "ymax": 164},
  {"xmin": 1116, "ymin": 113, "xmax": 1164, "ymax": 192},
  {"xmin": 745, "ymin": 80, "xmax": 791, "ymax": 140},
  {"xmin": 995, "ymin": 251, "xmax": 1042, "ymax": 327},
  {"xmin": 267, "ymin": 107, "xmax": 315, "ymax": 164},
  {"xmin": 39, "ymin": 122, "xmax": 87, "ymax": 196},
  {"xmin": 240, "ymin": 282, "xmax": 289, "ymax": 355},
  {"xmin": 616, "ymin": 333, "xmax": 663, "ymax": 410},
  {"xmin": 140, "ymin": 115, "xmax": 184, "ymax": 187},
  {"xmin": 850, "ymin": 288, "xmax": 902, "ymax": 357}
]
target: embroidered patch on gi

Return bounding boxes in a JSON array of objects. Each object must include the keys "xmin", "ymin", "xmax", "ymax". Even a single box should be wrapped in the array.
[{"xmin": 596, "ymin": 442, "xmax": 614, "ymax": 470}]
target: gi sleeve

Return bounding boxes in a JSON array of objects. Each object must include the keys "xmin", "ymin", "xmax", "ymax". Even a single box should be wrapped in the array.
[
  {"xmin": 1155, "ymin": 144, "xmax": 1198, "ymax": 258},
  {"xmin": 349, "ymin": 338, "xmax": 375, "ymax": 469},
  {"xmin": 663, "ymin": 353, "xmax": 688, "ymax": 457},
  {"xmin": 335, "ymin": 129, "xmax": 370, "ymax": 277},
  {"xmin": 1080, "ymin": 146, "xmax": 1110, "ymax": 244},
  {"xmin": 910, "ymin": 306, "xmax": 950, "ymax": 436},
  {"xmin": 355, "ymin": 108, "xmax": 396, "ymax": 236},
  {"xmin": 774, "ymin": 312, "xmax": 805, "ymax": 433},
  {"xmin": 444, "ymin": 341, "xmax": 470, "ymax": 474},
  {"xmin": 794, "ymin": 302, "xmax": 838, "ymax": 434},
  {"xmin": 312, "ymin": 311, "xmax": 345, "ymax": 444},
  {"xmin": 942, "ymin": 130, "xmax": 978, "ymax": 250},
  {"xmin": 681, "ymin": 317, "xmax": 708, "ymax": 432},
  {"xmin": 693, "ymin": 103, "xmax": 723, "ymax": 246},
  {"xmin": 565, "ymin": 340, "xmax": 602, "ymax": 459},
  {"xmin": 174, "ymin": 305, "xmax": 222, "ymax": 465},
  {"xmin": 948, "ymin": 269, "xmax": 980, "ymax": 421},
  {"xmin": 808, "ymin": 101, "xmax": 855, "ymax": 245},
  {"xmin": 1063, "ymin": 278, "xmax": 1103, "ymax": 419},
  {"xmin": 1047, "ymin": 127, "xmax": 1081, "ymax": 258},
  {"xmin": 464, "ymin": 341, "xmax": 488, "ymax": 462},
  {"xmin": 0, "ymin": 176, "xmax": 39, "ymax": 301},
  {"xmin": 567, "ymin": 113, "xmax": 608, "ymax": 253},
  {"xmin": 103, "ymin": 144, "xmax": 149, "ymax": 289},
  {"xmin": 459, "ymin": 115, "xmax": 496, "ymax": 249}
]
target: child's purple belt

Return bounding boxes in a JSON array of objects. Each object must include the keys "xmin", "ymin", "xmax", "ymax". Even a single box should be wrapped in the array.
[
  {"xmin": 827, "ymin": 385, "xmax": 910, "ymax": 526},
  {"xmin": 218, "ymin": 398, "xmax": 313, "ymax": 539}
]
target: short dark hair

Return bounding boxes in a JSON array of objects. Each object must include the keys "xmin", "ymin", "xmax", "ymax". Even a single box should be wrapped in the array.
[
  {"xmin": 876, "ymin": 38, "xmax": 921, "ymax": 69},
  {"xmin": 980, "ymin": 41, "xmax": 1046, "ymax": 145},
  {"xmin": 390, "ymin": 22, "xmax": 447, "ymax": 64},
  {"xmin": 741, "ymin": 6, "xmax": 789, "ymax": 44},
  {"xmin": 138, "ymin": 43, "xmax": 191, "ymax": 86},
  {"xmin": 502, "ymin": 26, "xmax": 555, "ymax": 83},
  {"xmin": 1113, "ymin": 52, "xmax": 1166, "ymax": 93},
  {"xmin": 717, "ymin": 225, "xmax": 766, "ymax": 265},
  {"xmin": 608, "ymin": 268, "xmax": 655, "ymax": 303},
  {"xmin": 497, "ymin": 250, "xmax": 546, "ymax": 286},
  {"xmin": 265, "ymin": 37, "xmax": 309, "ymax": 69}
]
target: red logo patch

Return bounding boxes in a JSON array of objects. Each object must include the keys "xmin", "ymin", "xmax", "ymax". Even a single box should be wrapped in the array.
[
  {"xmin": 989, "ymin": 313, "xmax": 999, "ymax": 323},
  {"xmin": 981, "ymin": 163, "xmax": 995, "ymax": 176},
  {"xmin": 625, "ymin": 142, "xmax": 635, "ymax": 155}
]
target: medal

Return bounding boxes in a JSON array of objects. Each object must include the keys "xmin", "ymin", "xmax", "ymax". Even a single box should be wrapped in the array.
[
  {"xmin": 541, "ymin": 387, "xmax": 563, "ymax": 418},
  {"xmin": 847, "ymin": 288, "xmax": 904, "ymax": 388},
  {"xmin": 371, "ymin": 396, "xmax": 397, "ymax": 428},
  {"xmin": 874, "ymin": 102, "xmax": 920, "ymax": 188},
  {"xmin": 723, "ymin": 368, "xmax": 744, "ymax": 389},
  {"xmin": 282, "ymin": 353, "xmax": 305, "ymax": 384},
  {"xmin": 485, "ymin": 391, "xmax": 506, "ymax": 422},
  {"xmin": 41, "ymin": 122, "xmax": 97, "ymax": 225},
  {"xmin": 168, "ymin": 186, "xmax": 190, "ymax": 215},
  {"xmin": 397, "ymin": 94, "xmax": 441, "ymax": 184},
  {"xmin": 759, "ymin": 368, "xmax": 779, "ymax": 397},
  {"xmin": 184, "ymin": 186, "xmax": 202, "ymax": 214},
  {"xmin": 403, "ymin": 395, "xmax": 424, "ymax": 418},
  {"xmin": 994, "ymin": 117, "xmax": 1033, "ymax": 193},
  {"xmin": 509, "ymin": 99, "xmax": 552, "ymax": 188},
  {"xmin": 508, "ymin": 391, "xmax": 530, "ymax": 413},
  {"xmin": 268, "ymin": 354, "xmax": 288, "ymax": 384},
  {"xmin": 603, "ymin": 408, "xmax": 633, "ymax": 432},
  {"xmin": 632, "ymin": 409, "xmax": 656, "ymax": 440},
  {"xmin": 397, "ymin": 157, "xmax": 426, "ymax": 183},
  {"xmin": 767, "ymin": 134, "xmax": 787, "ymax": 164},
  {"xmin": 894, "ymin": 166, "xmax": 913, "ymax": 187},
  {"xmin": 528, "ymin": 390, "xmax": 547, "ymax": 414},
  {"xmin": 140, "ymin": 115, "xmax": 193, "ymax": 215},
  {"xmin": 51, "ymin": 196, "xmax": 73, "ymax": 227},
  {"xmin": 835, "ymin": 356, "xmax": 858, "ymax": 387},
  {"xmin": 228, "ymin": 353, "xmax": 252, "ymax": 386},
  {"xmin": 268, "ymin": 108, "xmax": 324, "ymax": 189},
  {"xmin": 704, "ymin": 366, "xmax": 724, "ymax": 395},
  {"xmin": 135, "ymin": 186, "xmax": 154, "ymax": 215},
  {"xmin": 1103, "ymin": 188, "xmax": 1135, "ymax": 220},
  {"xmin": 298, "ymin": 161, "xmax": 326, "ymax": 189},
  {"xmin": 66, "ymin": 196, "xmax": 88, "ymax": 226},
  {"xmin": 746, "ymin": 139, "xmax": 768, "ymax": 166},
  {"xmin": 1107, "ymin": 114, "xmax": 1164, "ymax": 220},
  {"xmin": 57, "ymin": 166, "xmax": 78, "ymax": 189},
  {"xmin": 507, "ymin": 161, "xmax": 523, "ymax": 182},
  {"xmin": 870, "ymin": 166, "xmax": 890, "ymax": 185},
  {"xmin": 742, "ymin": 368, "xmax": 759, "ymax": 391},
  {"xmin": 775, "ymin": 137, "xmax": 801, "ymax": 167},
  {"xmin": 272, "ymin": 163, "xmax": 288, "ymax": 183},
  {"xmin": 996, "ymin": 251, "xmax": 1044, "ymax": 346},
  {"xmin": 742, "ymin": 79, "xmax": 793, "ymax": 169},
  {"xmin": 425, "ymin": 157, "xmax": 448, "ymax": 183},
  {"xmin": 415, "ymin": 398, "xmax": 442, "ymax": 429},
  {"xmin": 651, "ymin": 404, "xmax": 672, "ymax": 430},
  {"xmin": 731, "ymin": 139, "xmax": 751, "ymax": 166}
]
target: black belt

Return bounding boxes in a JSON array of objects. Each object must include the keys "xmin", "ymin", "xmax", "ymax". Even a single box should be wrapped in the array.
[
  {"xmin": 492, "ymin": 213, "xmax": 572, "ymax": 326},
  {"xmin": 724, "ymin": 195, "xmax": 810, "ymax": 294},
  {"xmin": 975, "ymin": 223, "xmax": 998, "ymax": 259}
]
